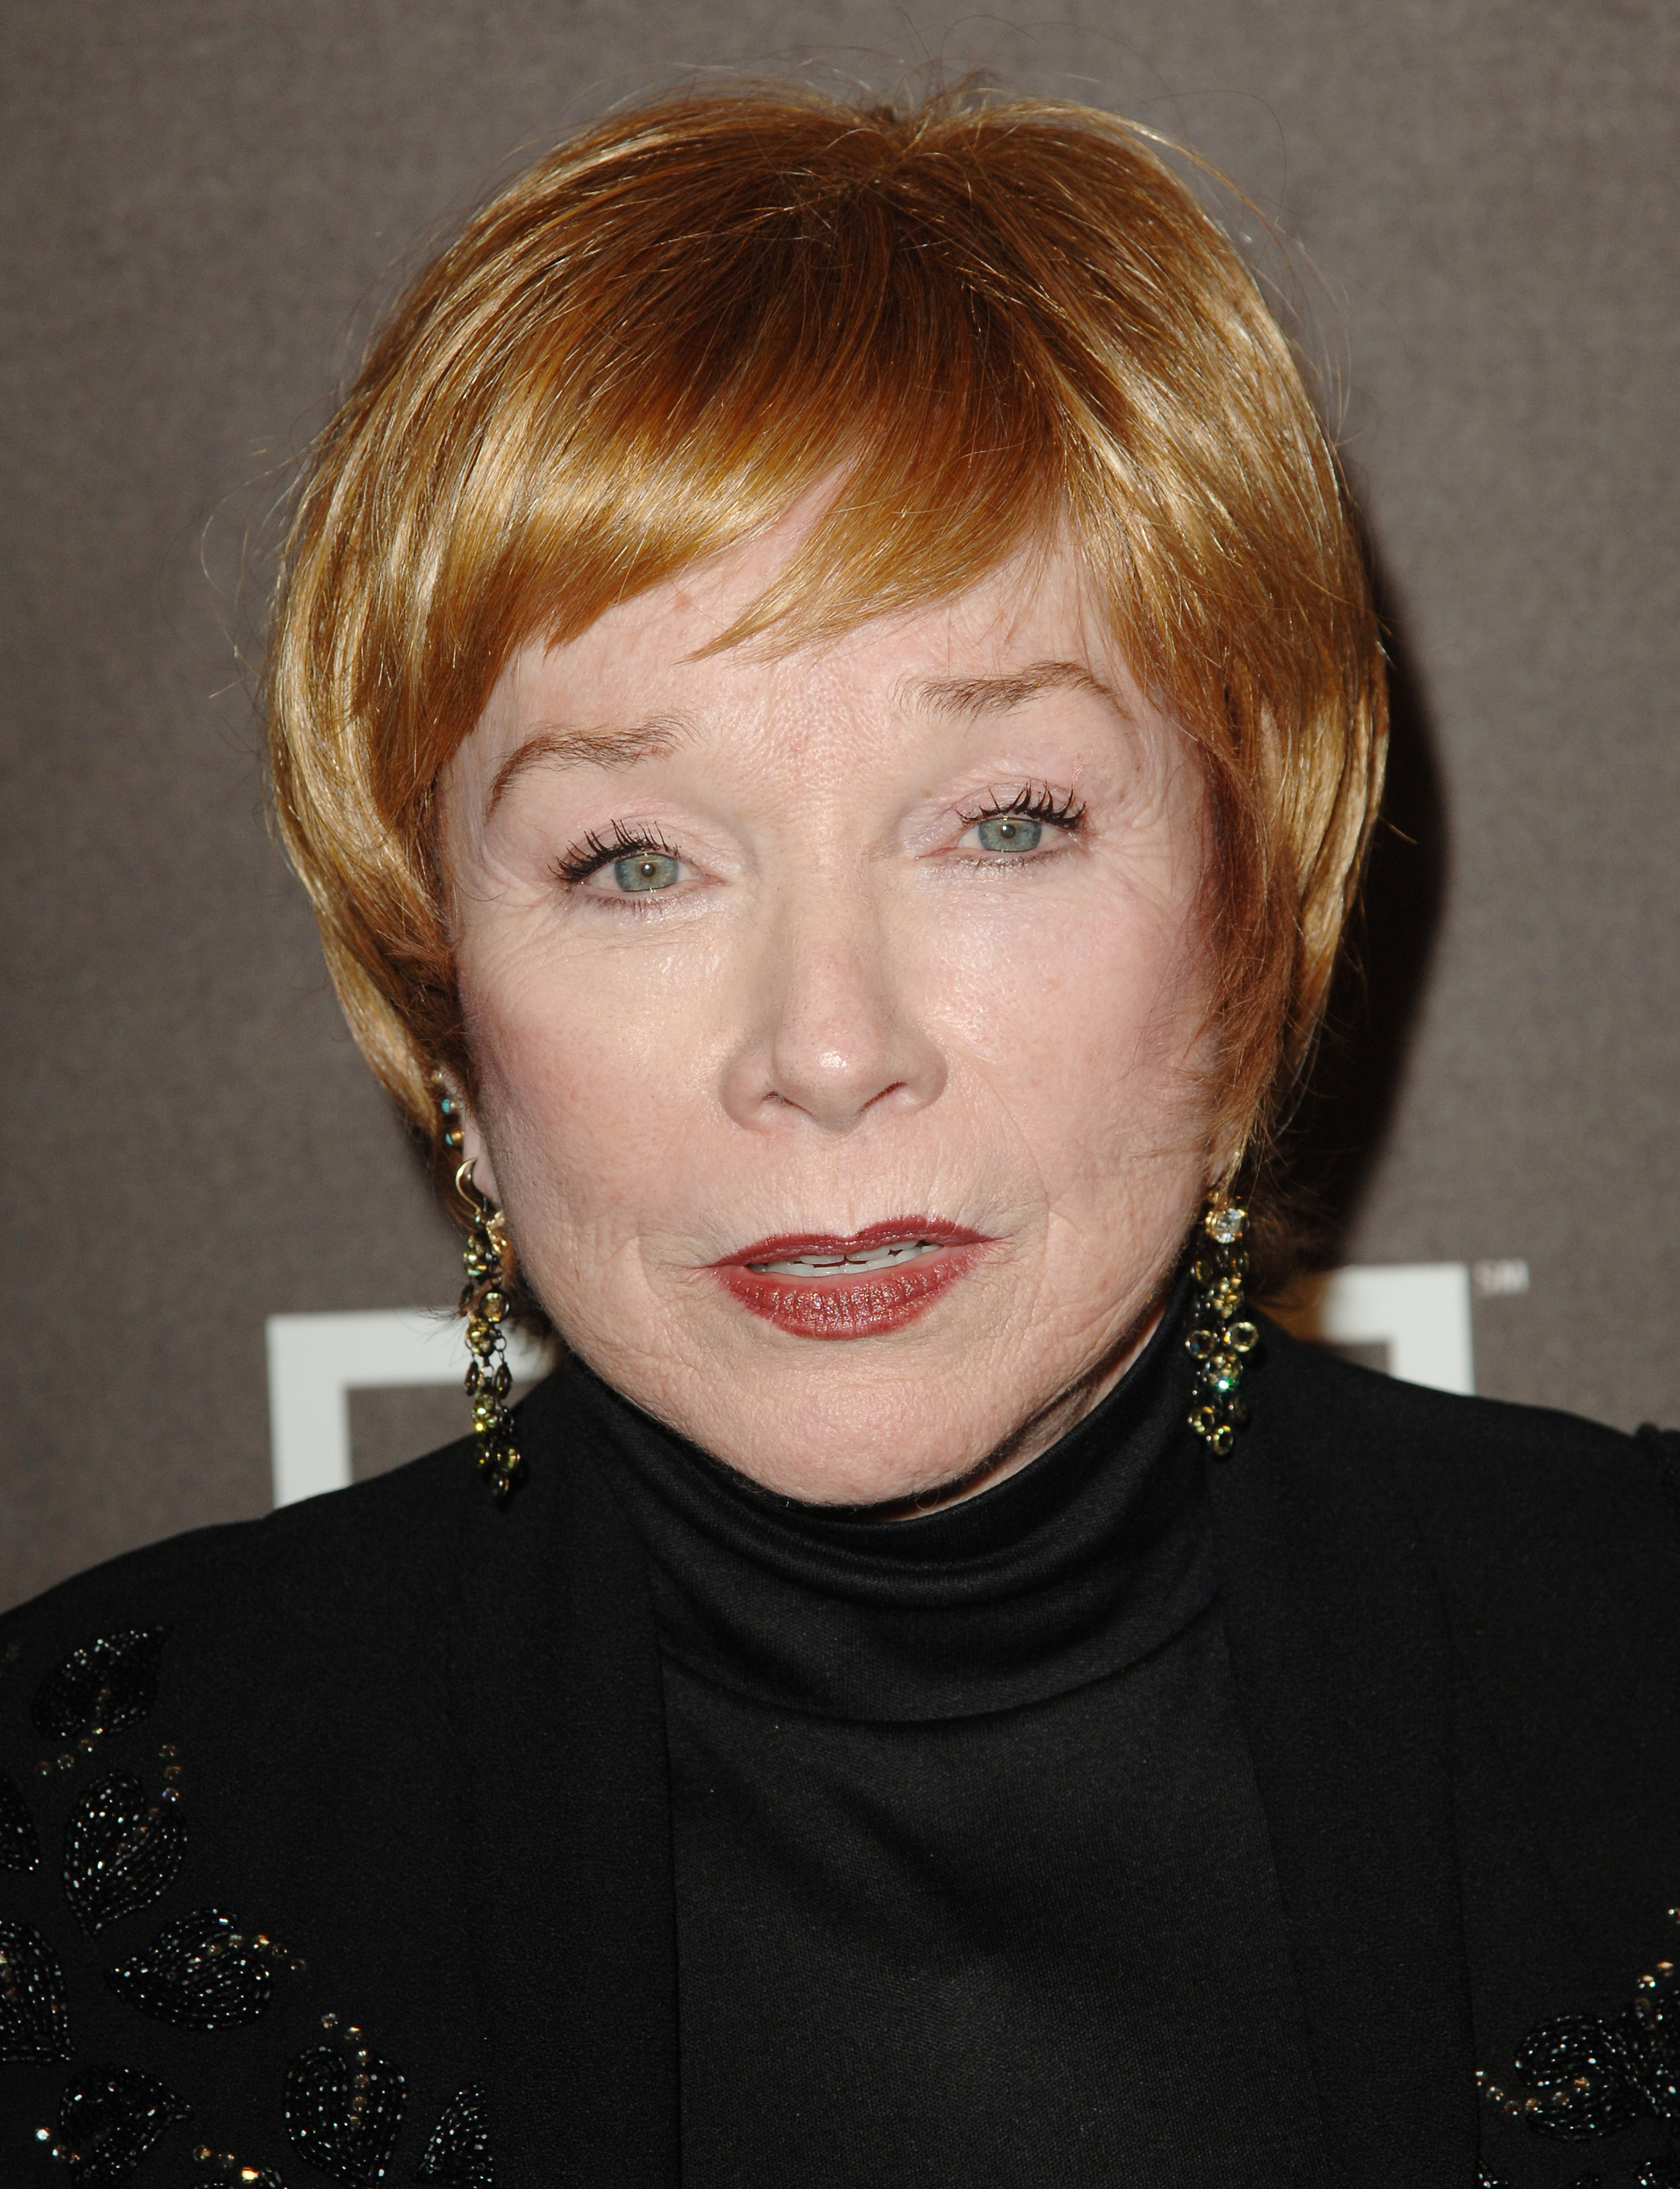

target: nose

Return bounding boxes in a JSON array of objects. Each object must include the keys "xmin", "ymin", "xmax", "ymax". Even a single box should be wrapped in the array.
[{"xmin": 719, "ymin": 894, "xmax": 947, "ymax": 1135}]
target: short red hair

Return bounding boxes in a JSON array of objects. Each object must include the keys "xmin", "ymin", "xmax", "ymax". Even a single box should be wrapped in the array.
[{"xmin": 266, "ymin": 84, "xmax": 1385, "ymax": 1216}]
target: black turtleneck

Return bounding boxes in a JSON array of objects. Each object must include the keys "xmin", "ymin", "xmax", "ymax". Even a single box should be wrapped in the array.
[{"xmin": 594, "ymin": 1298, "xmax": 1336, "ymax": 2189}]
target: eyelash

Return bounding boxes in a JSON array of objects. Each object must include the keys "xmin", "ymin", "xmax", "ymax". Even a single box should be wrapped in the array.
[
  {"xmin": 554, "ymin": 784, "xmax": 1087, "ymax": 895},
  {"xmin": 956, "ymin": 785, "xmax": 1088, "ymax": 838},
  {"xmin": 553, "ymin": 823, "xmax": 682, "ymax": 887}
]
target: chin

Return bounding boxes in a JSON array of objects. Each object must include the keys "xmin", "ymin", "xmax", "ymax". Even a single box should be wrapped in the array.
[
  {"xmin": 552, "ymin": 1251, "xmax": 1153, "ymax": 1505},
  {"xmin": 655, "ymin": 1353, "xmax": 1042, "ymax": 1507}
]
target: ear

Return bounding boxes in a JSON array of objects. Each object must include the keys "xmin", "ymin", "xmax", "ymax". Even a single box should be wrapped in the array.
[
  {"xmin": 438, "ymin": 1069, "xmax": 505, "ymax": 1207},
  {"xmin": 460, "ymin": 1114, "xmax": 505, "ymax": 1208}
]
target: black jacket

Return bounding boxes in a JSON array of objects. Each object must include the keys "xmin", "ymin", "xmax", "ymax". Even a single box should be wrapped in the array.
[{"xmin": 1, "ymin": 1324, "xmax": 1678, "ymax": 2189}]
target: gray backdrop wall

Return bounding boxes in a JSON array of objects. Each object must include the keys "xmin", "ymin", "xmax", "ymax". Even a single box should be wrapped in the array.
[{"xmin": 4, "ymin": 0, "xmax": 1677, "ymax": 1613}]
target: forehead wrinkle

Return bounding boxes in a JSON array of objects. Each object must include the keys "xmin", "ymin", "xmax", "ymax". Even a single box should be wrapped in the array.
[
  {"xmin": 484, "ymin": 717, "xmax": 692, "ymax": 822},
  {"xmin": 902, "ymin": 658, "xmax": 1123, "ymax": 721}
]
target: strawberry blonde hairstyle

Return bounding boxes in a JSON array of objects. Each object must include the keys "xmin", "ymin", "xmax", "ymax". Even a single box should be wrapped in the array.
[{"xmin": 266, "ymin": 82, "xmax": 1385, "ymax": 1220}]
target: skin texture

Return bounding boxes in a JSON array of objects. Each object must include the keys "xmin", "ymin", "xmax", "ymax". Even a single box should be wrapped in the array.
[{"xmin": 439, "ymin": 515, "xmax": 1224, "ymax": 1508}]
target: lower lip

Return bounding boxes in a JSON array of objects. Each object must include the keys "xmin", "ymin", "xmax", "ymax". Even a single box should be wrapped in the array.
[{"xmin": 710, "ymin": 1238, "xmax": 991, "ymax": 1340}]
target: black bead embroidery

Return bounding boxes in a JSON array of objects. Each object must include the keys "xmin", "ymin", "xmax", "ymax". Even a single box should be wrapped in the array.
[
  {"xmin": 1516, "ymin": 2010, "xmax": 1667, "ymax": 2138},
  {"xmin": 1482, "ymin": 1929, "xmax": 1680, "ymax": 2178},
  {"xmin": 106, "ymin": 1909, "xmax": 273, "ymax": 2029},
  {"xmin": 0, "ymin": 1918, "xmax": 71, "ymax": 2062},
  {"xmin": 285, "ymin": 2029, "xmax": 406, "ymax": 2185},
  {"xmin": 190, "ymin": 2144, "xmax": 288, "ymax": 2188},
  {"xmin": 31, "ymin": 1628, "xmax": 171, "ymax": 1744},
  {"xmin": 0, "ymin": 1764, "xmax": 40, "ymax": 1870},
  {"xmin": 63, "ymin": 1771, "xmax": 186, "ymax": 1935},
  {"xmin": 414, "ymin": 2084, "xmax": 492, "ymax": 2184},
  {"xmin": 40, "ymin": 2063, "xmax": 191, "ymax": 2185},
  {"xmin": 1480, "ymin": 2176, "xmax": 1606, "ymax": 2188}
]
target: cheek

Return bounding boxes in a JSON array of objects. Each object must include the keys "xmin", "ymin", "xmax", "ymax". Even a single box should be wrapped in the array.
[
  {"xmin": 928, "ymin": 881, "xmax": 1217, "ymax": 1170},
  {"xmin": 459, "ymin": 933, "xmax": 715, "ymax": 1227}
]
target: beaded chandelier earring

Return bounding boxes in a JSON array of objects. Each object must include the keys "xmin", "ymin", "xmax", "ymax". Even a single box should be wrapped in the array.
[
  {"xmin": 432, "ymin": 1072, "xmax": 523, "ymax": 1501},
  {"xmin": 1185, "ymin": 1200, "xmax": 1260, "ymax": 1456}
]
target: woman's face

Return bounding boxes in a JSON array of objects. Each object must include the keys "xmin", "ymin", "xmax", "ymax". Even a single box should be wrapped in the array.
[{"xmin": 441, "ymin": 521, "xmax": 1222, "ymax": 1506}]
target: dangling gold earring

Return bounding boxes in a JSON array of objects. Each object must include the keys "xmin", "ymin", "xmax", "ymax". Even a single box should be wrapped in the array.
[
  {"xmin": 456, "ymin": 1158, "xmax": 522, "ymax": 1501},
  {"xmin": 1185, "ymin": 1195, "xmax": 1259, "ymax": 1457},
  {"xmin": 430, "ymin": 1068, "xmax": 522, "ymax": 1498}
]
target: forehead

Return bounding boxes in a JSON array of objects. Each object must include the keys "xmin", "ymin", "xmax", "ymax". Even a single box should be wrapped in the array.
[{"xmin": 479, "ymin": 532, "xmax": 1126, "ymax": 744}]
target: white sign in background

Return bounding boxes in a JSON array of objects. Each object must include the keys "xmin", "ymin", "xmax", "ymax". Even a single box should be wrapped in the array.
[
  {"xmin": 266, "ymin": 1262, "xmax": 1481, "ymax": 1509},
  {"xmin": 266, "ymin": 1310, "xmax": 551, "ymax": 1509}
]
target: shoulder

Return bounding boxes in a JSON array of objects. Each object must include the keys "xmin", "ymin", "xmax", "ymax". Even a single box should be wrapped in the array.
[
  {"xmin": 1251, "ymin": 1319, "xmax": 1680, "ymax": 1646},
  {"xmin": 0, "ymin": 1430, "xmax": 541, "ymax": 1824},
  {"xmin": 0, "ymin": 1361, "xmax": 596, "ymax": 1769},
  {"xmin": 0, "ymin": 1435, "xmax": 538, "ymax": 2184},
  {"xmin": 1254, "ymin": 1313, "xmax": 1675, "ymax": 1537},
  {"xmin": 0, "ymin": 1425, "xmax": 536, "ymax": 1993},
  {"xmin": 1220, "ymin": 1317, "xmax": 1680, "ymax": 1676},
  {"xmin": 1254, "ymin": 1318, "xmax": 1680, "ymax": 1804},
  {"xmin": 1, "ymin": 1438, "xmax": 476, "ymax": 1680},
  {"xmin": 1249, "ymin": 1322, "xmax": 1680, "ymax": 1969}
]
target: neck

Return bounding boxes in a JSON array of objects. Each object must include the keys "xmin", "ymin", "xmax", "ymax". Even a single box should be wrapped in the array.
[{"xmin": 860, "ymin": 1292, "xmax": 1172, "ymax": 1522}]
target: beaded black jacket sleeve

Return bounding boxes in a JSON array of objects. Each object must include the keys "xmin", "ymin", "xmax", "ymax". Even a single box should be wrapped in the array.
[{"xmin": 1, "ymin": 1328, "xmax": 1677, "ymax": 2189}]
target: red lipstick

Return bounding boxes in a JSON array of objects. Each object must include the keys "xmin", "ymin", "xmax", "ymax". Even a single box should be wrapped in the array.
[{"xmin": 709, "ymin": 1218, "xmax": 994, "ymax": 1340}]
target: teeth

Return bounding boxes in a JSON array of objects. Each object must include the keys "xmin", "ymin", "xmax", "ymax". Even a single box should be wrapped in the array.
[{"xmin": 751, "ymin": 1239, "xmax": 942, "ymax": 1277}]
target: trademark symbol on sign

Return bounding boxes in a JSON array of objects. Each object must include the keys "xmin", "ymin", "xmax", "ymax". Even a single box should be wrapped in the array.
[{"xmin": 1471, "ymin": 1259, "xmax": 1530, "ymax": 1298}]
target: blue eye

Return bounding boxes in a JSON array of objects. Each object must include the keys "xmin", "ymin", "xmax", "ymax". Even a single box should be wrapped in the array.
[
  {"xmin": 613, "ymin": 852, "xmax": 683, "ymax": 892},
  {"xmin": 973, "ymin": 814, "xmax": 1043, "ymax": 854}
]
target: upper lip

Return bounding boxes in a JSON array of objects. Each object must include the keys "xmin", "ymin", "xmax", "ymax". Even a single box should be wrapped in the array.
[{"xmin": 711, "ymin": 1217, "xmax": 991, "ymax": 1269}]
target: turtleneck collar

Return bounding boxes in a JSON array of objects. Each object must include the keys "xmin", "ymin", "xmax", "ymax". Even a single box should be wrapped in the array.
[{"xmin": 576, "ymin": 1279, "xmax": 1215, "ymax": 1722}]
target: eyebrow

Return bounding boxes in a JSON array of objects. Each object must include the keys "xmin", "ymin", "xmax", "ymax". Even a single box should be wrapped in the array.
[
  {"xmin": 484, "ymin": 717, "xmax": 690, "ymax": 822},
  {"xmin": 482, "ymin": 661, "xmax": 1115, "ymax": 819},
  {"xmin": 907, "ymin": 659, "xmax": 1123, "ymax": 719}
]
